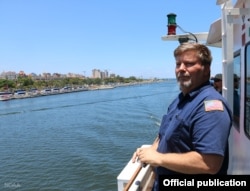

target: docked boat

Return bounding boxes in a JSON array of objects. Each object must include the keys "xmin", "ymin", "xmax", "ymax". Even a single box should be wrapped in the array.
[
  {"xmin": 40, "ymin": 88, "xmax": 52, "ymax": 95},
  {"xmin": 0, "ymin": 91, "xmax": 13, "ymax": 101},
  {"xmin": 117, "ymin": 0, "xmax": 250, "ymax": 190},
  {"xmin": 28, "ymin": 88, "xmax": 40, "ymax": 97},
  {"xmin": 13, "ymin": 90, "xmax": 28, "ymax": 99}
]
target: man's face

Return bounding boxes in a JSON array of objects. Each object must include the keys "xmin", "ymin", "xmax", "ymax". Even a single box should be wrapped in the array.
[
  {"xmin": 175, "ymin": 50, "xmax": 210, "ymax": 94},
  {"xmin": 213, "ymin": 78, "xmax": 222, "ymax": 91}
]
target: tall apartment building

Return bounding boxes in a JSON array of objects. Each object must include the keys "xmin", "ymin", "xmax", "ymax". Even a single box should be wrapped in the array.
[
  {"xmin": 92, "ymin": 69, "xmax": 101, "ymax": 78},
  {"xmin": 92, "ymin": 69, "xmax": 109, "ymax": 79},
  {"xmin": 0, "ymin": 71, "xmax": 18, "ymax": 80}
]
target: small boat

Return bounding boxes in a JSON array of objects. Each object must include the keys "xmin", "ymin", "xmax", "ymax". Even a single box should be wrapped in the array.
[
  {"xmin": 0, "ymin": 92, "xmax": 13, "ymax": 101},
  {"xmin": 51, "ymin": 88, "xmax": 60, "ymax": 94},
  {"xmin": 40, "ymin": 88, "xmax": 52, "ymax": 95},
  {"xmin": 28, "ymin": 88, "xmax": 40, "ymax": 97},
  {"xmin": 14, "ymin": 90, "xmax": 28, "ymax": 99}
]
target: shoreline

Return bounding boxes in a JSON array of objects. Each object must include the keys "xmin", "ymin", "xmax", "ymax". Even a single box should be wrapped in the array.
[{"xmin": 0, "ymin": 80, "xmax": 166, "ymax": 101}]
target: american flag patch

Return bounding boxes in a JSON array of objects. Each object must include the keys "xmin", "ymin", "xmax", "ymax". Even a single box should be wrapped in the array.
[{"xmin": 204, "ymin": 100, "xmax": 224, "ymax": 112}]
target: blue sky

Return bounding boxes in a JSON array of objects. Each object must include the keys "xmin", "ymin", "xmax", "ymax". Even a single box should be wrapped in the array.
[{"xmin": 0, "ymin": 0, "xmax": 225, "ymax": 79}]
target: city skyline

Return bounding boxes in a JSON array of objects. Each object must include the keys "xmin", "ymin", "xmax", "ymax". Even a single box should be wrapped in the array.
[{"xmin": 0, "ymin": 68, "xmax": 138, "ymax": 79}]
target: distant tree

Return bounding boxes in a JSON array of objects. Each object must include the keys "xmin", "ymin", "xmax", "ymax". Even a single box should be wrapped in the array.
[
  {"xmin": 0, "ymin": 74, "xmax": 146, "ymax": 91},
  {"xmin": 93, "ymin": 78, "xmax": 102, "ymax": 85},
  {"xmin": 0, "ymin": 79, "xmax": 15, "ymax": 90},
  {"xmin": 128, "ymin": 76, "xmax": 137, "ymax": 81},
  {"xmin": 16, "ymin": 76, "xmax": 34, "ymax": 89}
]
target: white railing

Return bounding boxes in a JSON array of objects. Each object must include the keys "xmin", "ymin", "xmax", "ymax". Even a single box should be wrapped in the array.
[{"xmin": 117, "ymin": 145, "xmax": 155, "ymax": 191}]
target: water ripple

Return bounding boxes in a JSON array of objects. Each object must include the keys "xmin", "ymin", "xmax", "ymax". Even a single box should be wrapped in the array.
[{"xmin": 0, "ymin": 81, "xmax": 179, "ymax": 191}]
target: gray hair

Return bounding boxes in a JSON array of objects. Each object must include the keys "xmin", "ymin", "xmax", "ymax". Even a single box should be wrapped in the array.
[{"xmin": 174, "ymin": 43, "xmax": 212, "ymax": 66}]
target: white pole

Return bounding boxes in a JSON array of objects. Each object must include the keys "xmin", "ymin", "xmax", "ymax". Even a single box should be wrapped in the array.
[{"xmin": 221, "ymin": 0, "xmax": 234, "ymax": 111}]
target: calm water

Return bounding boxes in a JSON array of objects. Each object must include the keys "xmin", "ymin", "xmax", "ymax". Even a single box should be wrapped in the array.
[{"xmin": 0, "ymin": 81, "xmax": 179, "ymax": 191}]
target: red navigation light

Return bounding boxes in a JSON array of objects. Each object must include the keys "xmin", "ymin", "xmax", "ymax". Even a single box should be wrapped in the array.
[
  {"xmin": 167, "ymin": 13, "xmax": 177, "ymax": 35},
  {"xmin": 167, "ymin": 25, "xmax": 177, "ymax": 35}
]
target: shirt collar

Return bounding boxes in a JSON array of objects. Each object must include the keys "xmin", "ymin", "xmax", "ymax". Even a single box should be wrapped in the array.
[{"xmin": 178, "ymin": 81, "xmax": 211, "ymax": 101}]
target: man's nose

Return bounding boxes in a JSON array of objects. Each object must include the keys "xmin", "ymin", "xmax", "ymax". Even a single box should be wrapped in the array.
[{"xmin": 178, "ymin": 63, "xmax": 187, "ymax": 70}]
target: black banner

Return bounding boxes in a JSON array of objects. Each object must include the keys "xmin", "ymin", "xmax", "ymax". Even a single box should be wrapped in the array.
[{"xmin": 158, "ymin": 175, "xmax": 250, "ymax": 190}]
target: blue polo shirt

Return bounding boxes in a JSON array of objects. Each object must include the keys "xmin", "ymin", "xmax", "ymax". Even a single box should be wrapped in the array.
[{"xmin": 156, "ymin": 82, "xmax": 232, "ymax": 176}]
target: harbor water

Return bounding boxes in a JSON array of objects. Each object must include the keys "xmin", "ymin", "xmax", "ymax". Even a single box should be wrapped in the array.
[{"xmin": 0, "ymin": 81, "xmax": 179, "ymax": 191}]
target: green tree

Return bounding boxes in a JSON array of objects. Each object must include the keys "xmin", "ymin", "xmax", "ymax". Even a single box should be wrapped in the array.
[
  {"xmin": 16, "ymin": 76, "xmax": 34, "ymax": 89},
  {"xmin": 0, "ymin": 79, "xmax": 16, "ymax": 90}
]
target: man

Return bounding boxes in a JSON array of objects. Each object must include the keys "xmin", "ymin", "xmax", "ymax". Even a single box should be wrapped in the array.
[
  {"xmin": 213, "ymin": 73, "xmax": 223, "ymax": 94},
  {"xmin": 213, "ymin": 73, "xmax": 239, "ymax": 118},
  {"xmin": 132, "ymin": 43, "xmax": 232, "ymax": 191}
]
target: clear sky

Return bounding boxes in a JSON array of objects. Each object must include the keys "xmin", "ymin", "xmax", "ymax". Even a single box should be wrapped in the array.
[{"xmin": 0, "ymin": 0, "xmax": 227, "ymax": 79}]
